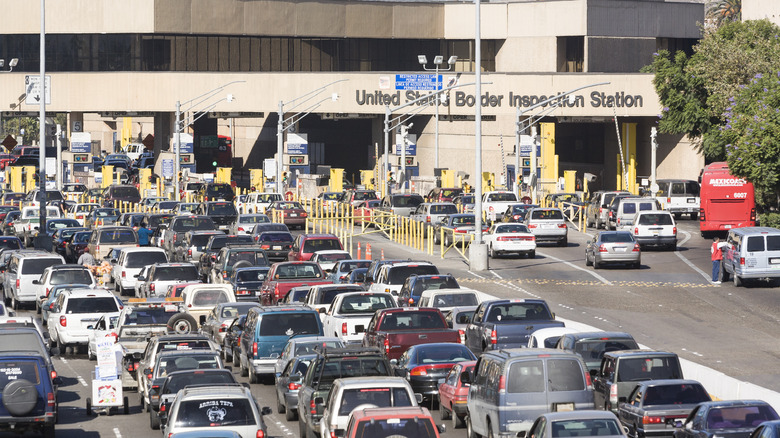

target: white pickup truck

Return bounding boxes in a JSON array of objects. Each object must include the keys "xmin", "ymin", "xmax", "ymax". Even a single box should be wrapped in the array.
[
  {"xmin": 320, "ymin": 291, "xmax": 397, "ymax": 343},
  {"xmin": 481, "ymin": 191, "xmax": 519, "ymax": 222},
  {"xmin": 236, "ymin": 192, "xmax": 283, "ymax": 214},
  {"xmin": 14, "ymin": 206, "xmax": 63, "ymax": 246}
]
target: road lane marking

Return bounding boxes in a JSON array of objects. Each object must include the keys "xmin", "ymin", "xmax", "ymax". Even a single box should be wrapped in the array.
[
  {"xmin": 679, "ymin": 230, "xmax": 692, "ymax": 247},
  {"xmin": 674, "ymin": 250, "xmax": 711, "ymax": 282},
  {"xmin": 490, "ymin": 270, "xmax": 503, "ymax": 279},
  {"xmin": 536, "ymin": 250, "xmax": 612, "ymax": 285},
  {"xmin": 113, "ymin": 427, "xmax": 122, "ymax": 438},
  {"xmin": 77, "ymin": 376, "xmax": 88, "ymax": 387},
  {"xmin": 468, "ymin": 271, "xmax": 485, "ymax": 279}
]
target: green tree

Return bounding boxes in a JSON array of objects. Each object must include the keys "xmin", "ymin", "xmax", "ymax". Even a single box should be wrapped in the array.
[
  {"xmin": 707, "ymin": 0, "xmax": 741, "ymax": 27},
  {"xmin": 646, "ymin": 19, "xmax": 780, "ymax": 161}
]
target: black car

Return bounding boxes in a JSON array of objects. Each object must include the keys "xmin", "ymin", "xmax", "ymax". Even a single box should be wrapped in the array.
[
  {"xmin": 674, "ymin": 400, "xmax": 779, "ymax": 438},
  {"xmin": 230, "ymin": 267, "xmax": 271, "ymax": 301},
  {"xmin": 1, "ymin": 211, "xmax": 20, "ymax": 236},
  {"xmin": 199, "ymin": 182, "xmax": 235, "ymax": 202},
  {"xmin": 617, "ymin": 379, "xmax": 711, "ymax": 438},
  {"xmin": 392, "ymin": 342, "xmax": 476, "ymax": 401},
  {"xmin": 198, "ymin": 234, "xmax": 254, "ymax": 280},
  {"xmin": 0, "ymin": 352, "xmax": 61, "ymax": 437},
  {"xmin": 198, "ymin": 201, "xmax": 238, "ymax": 230},
  {"xmin": 147, "ymin": 213, "xmax": 174, "ymax": 229},
  {"xmin": 343, "ymin": 268, "xmax": 368, "ymax": 285},
  {"xmin": 255, "ymin": 231, "xmax": 294, "ymax": 261},
  {"xmin": 397, "ymin": 274, "xmax": 460, "ymax": 307},
  {"xmin": 65, "ymin": 231, "xmax": 92, "ymax": 263},
  {"xmin": 222, "ymin": 314, "xmax": 247, "ymax": 366},
  {"xmin": 51, "ymin": 227, "xmax": 88, "ymax": 258},
  {"xmin": 42, "ymin": 219, "xmax": 81, "ymax": 239},
  {"xmin": 210, "ymin": 245, "xmax": 269, "ymax": 284},
  {"xmin": 101, "ymin": 184, "xmax": 141, "ymax": 207}
]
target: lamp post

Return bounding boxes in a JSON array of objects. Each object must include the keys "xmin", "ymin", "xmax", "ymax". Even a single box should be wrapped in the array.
[
  {"xmin": 513, "ymin": 81, "xmax": 610, "ymax": 202},
  {"xmin": 35, "ymin": 0, "xmax": 50, "ymax": 251},
  {"xmin": 276, "ymin": 80, "xmax": 346, "ymax": 194},
  {"xmin": 418, "ymin": 54, "xmax": 457, "ymax": 170},
  {"xmin": 174, "ymin": 81, "xmax": 244, "ymax": 201},
  {"xmin": 470, "ymin": 0, "xmax": 488, "ymax": 271}
]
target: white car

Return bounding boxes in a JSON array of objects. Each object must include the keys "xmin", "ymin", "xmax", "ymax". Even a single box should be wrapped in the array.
[
  {"xmin": 47, "ymin": 288, "xmax": 121, "ymax": 354},
  {"xmin": 631, "ymin": 210, "xmax": 678, "ymax": 251},
  {"xmin": 368, "ymin": 262, "xmax": 439, "ymax": 296},
  {"xmin": 134, "ymin": 265, "xmax": 152, "ymax": 298},
  {"xmin": 86, "ymin": 313, "xmax": 119, "ymax": 360},
  {"xmin": 33, "ymin": 264, "xmax": 96, "ymax": 300},
  {"xmin": 229, "ymin": 213, "xmax": 271, "ymax": 235},
  {"xmin": 485, "ymin": 223, "xmax": 537, "ymax": 258},
  {"xmin": 111, "ymin": 247, "xmax": 169, "ymax": 296},
  {"xmin": 311, "ymin": 250, "xmax": 352, "ymax": 273},
  {"xmin": 527, "ymin": 326, "xmax": 581, "ymax": 348},
  {"xmin": 68, "ymin": 203, "xmax": 100, "ymax": 226}
]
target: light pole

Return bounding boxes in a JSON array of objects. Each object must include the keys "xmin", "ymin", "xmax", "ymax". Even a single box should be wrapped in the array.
[
  {"xmin": 174, "ymin": 81, "xmax": 244, "ymax": 200},
  {"xmin": 418, "ymin": 54, "xmax": 457, "ymax": 170},
  {"xmin": 35, "ymin": 0, "xmax": 50, "ymax": 251},
  {"xmin": 276, "ymin": 80, "xmax": 346, "ymax": 194},
  {"xmin": 513, "ymin": 82, "xmax": 610, "ymax": 201},
  {"xmin": 470, "ymin": 0, "xmax": 488, "ymax": 271}
]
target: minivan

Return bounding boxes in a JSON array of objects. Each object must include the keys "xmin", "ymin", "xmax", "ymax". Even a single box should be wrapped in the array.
[
  {"xmin": 238, "ymin": 306, "xmax": 323, "ymax": 383},
  {"xmin": 87, "ymin": 226, "xmax": 139, "ymax": 260},
  {"xmin": 614, "ymin": 198, "xmax": 661, "ymax": 231},
  {"xmin": 591, "ymin": 350, "xmax": 682, "ymax": 413},
  {"xmin": 721, "ymin": 226, "xmax": 780, "ymax": 286},
  {"xmin": 462, "ymin": 348, "xmax": 595, "ymax": 437},
  {"xmin": 4, "ymin": 251, "xmax": 65, "ymax": 310},
  {"xmin": 655, "ymin": 179, "xmax": 700, "ymax": 220},
  {"xmin": 587, "ymin": 191, "xmax": 630, "ymax": 229}
]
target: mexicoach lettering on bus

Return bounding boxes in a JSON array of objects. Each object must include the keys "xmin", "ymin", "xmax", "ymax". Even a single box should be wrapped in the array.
[{"xmin": 709, "ymin": 178, "xmax": 747, "ymax": 187}]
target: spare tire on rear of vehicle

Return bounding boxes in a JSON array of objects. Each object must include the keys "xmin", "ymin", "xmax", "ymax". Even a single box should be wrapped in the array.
[
  {"xmin": 167, "ymin": 313, "xmax": 198, "ymax": 334},
  {"xmin": 232, "ymin": 260, "xmax": 253, "ymax": 270},
  {"xmin": 2, "ymin": 379, "xmax": 38, "ymax": 416}
]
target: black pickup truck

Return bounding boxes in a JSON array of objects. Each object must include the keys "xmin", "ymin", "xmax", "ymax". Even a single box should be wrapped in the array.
[{"xmin": 464, "ymin": 299, "xmax": 564, "ymax": 354}]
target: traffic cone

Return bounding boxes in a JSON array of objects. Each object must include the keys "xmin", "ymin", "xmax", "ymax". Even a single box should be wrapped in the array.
[
  {"xmin": 381, "ymin": 249, "xmax": 385, "ymax": 261},
  {"xmin": 357, "ymin": 242, "xmax": 362, "ymax": 259},
  {"xmin": 366, "ymin": 244, "xmax": 372, "ymax": 260}
]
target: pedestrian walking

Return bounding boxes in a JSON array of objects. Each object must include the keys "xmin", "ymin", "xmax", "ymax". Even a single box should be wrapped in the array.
[
  {"xmin": 136, "ymin": 221, "xmax": 153, "ymax": 247},
  {"xmin": 711, "ymin": 237, "xmax": 723, "ymax": 284}
]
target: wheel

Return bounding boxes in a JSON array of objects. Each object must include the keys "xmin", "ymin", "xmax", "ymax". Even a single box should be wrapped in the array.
[
  {"xmin": 150, "ymin": 407, "xmax": 161, "ymax": 429},
  {"xmin": 277, "ymin": 393, "xmax": 286, "ymax": 414},
  {"xmin": 166, "ymin": 313, "xmax": 198, "ymax": 334},
  {"xmin": 528, "ymin": 250, "xmax": 535, "ymax": 259},
  {"xmin": 733, "ymin": 272, "xmax": 742, "ymax": 287},
  {"xmin": 88, "ymin": 343, "xmax": 96, "ymax": 361},
  {"xmin": 249, "ymin": 370, "xmax": 258, "ymax": 384},
  {"xmin": 454, "ymin": 411, "xmax": 466, "ymax": 429},
  {"xmin": 434, "ymin": 232, "xmax": 440, "ymax": 244},
  {"xmin": 488, "ymin": 245, "xmax": 496, "ymax": 258},
  {"xmin": 593, "ymin": 258, "xmax": 601, "ymax": 269},
  {"xmin": 440, "ymin": 403, "xmax": 451, "ymax": 420},
  {"xmin": 669, "ymin": 243, "xmax": 677, "ymax": 251},
  {"xmin": 674, "ymin": 213, "xmax": 681, "ymax": 220},
  {"xmin": 140, "ymin": 393, "xmax": 147, "ymax": 412},
  {"xmin": 286, "ymin": 406, "xmax": 297, "ymax": 421},
  {"xmin": 232, "ymin": 349, "xmax": 240, "ymax": 367},
  {"xmin": 123, "ymin": 396, "xmax": 129, "ymax": 415},
  {"xmin": 585, "ymin": 252, "xmax": 593, "ymax": 266},
  {"xmin": 2, "ymin": 379, "xmax": 37, "ymax": 416},
  {"xmin": 720, "ymin": 263, "xmax": 730, "ymax": 282},
  {"xmin": 43, "ymin": 425, "xmax": 55, "ymax": 438},
  {"xmin": 487, "ymin": 420, "xmax": 495, "ymax": 438},
  {"xmin": 467, "ymin": 415, "xmax": 480, "ymax": 438},
  {"xmin": 86, "ymin": 398, "xmax": 92, "ymax": 416},
  {"xmin": 240, "ymin": 356, "xmax": 249, "ymax": 377},
  {"xmin": 559, "ymin": 237, "xmax": 567, "ymax": 247},
  {"xmin": 690, "ymin": 213, "xmax": 698, "ymax": 220},
  {"xmin": 10, "ymin": 295, "xmax": 17, "ymax": 311},
  {"xmin": 632, "ymin": 261, "xmax": 641, "ymax": 269}
]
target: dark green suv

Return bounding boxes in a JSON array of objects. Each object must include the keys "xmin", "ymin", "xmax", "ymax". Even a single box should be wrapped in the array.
[{"xmin": 210, "ymin": 244, "xmax": 269, "ymax": 287}]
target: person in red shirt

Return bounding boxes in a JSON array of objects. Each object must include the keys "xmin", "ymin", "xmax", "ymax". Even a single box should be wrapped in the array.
[{"xmin": 711, "ymin": 237, "xmax": 723, "ymax": 284}]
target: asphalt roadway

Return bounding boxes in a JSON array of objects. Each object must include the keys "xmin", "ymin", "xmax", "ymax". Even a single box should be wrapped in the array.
[{"xmin": 4, "ymin": 218, "xmax": 779, "ymax": 438}]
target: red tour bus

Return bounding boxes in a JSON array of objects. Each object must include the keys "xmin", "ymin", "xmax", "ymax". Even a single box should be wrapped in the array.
[{"xmin": 699, "ymin": 162, "xmax": 756, "ymax": 237}]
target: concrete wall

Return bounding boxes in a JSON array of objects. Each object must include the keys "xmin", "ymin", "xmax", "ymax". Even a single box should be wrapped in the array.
[{"xmin": 742, "ymin": 0, "xmax": 780, "ymax": 23}]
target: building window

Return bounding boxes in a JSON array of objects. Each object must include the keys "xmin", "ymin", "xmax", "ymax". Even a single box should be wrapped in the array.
[{"xmin": 557, "ymin": 36, "xmax": 584, "ymax": 72}]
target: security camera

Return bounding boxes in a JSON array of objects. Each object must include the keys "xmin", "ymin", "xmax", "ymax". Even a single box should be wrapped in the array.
[{"xmin": 584, "ymin": 172, "xmax": 597, "ymax": 183}]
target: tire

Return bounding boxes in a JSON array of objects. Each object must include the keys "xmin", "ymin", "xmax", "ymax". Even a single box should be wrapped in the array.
[
  {"xmin": 286, "ymin": 406, "xmax": 297, "ymax": 422},
  {"xmin": 440, "ymin": 404, "xmax": 451, "ymax": 420},
  {"xmin": 585, "ymin": 252, "xmax": 593, "ymax": 266},
  {"xmin": 150, "ymin": 408, "xmax": 161, "ymax": 429},
  {"xmin": 140, "ymin": 394, "xmax": 147, "ymax": 412},
  {"xmin": 528, "ymin": 250, "xmax": 535, "ymax": 259},
  {"xmin": 487, "ymin": 420, "xmax": 495, "ymax": 438},
  {"xmin": 669, "ymin": 243, "xmax": 677, "ymax": 251},
  {"xmin": 467, "ymin": 415, "xmax": 480, "ymax": 438},
  {"xmin": 593, "ymin": 258, "xmax": 601, "ymax": 269},
  {"xmin": 559, "ymin": 237, "xmax": 567, "ymax": 247},
  {"xmin": 733, "ymin": 272, "xmax": 743, "ymax": 287},
  {"xmin": 277, "ymin": 393, "xmax": 286, "ymax": 414},
  {"xmin": 249, "ymin": 370, "xmax": 258, "ymax": 384},
  {"xmin": 43, "ymin": 425, "xmax": 55, "ymax": 438},
  {"xmin": 123, "ymin": 396, "xmax": 129, "ymax": 415},
  {"xmin": 88, "ymin": 343, "xmax": 96, "ymax": 361},
  {"xmin": 434, "ymin": 232, "xmax": 440, "ymax": 245},
  {"xmin": 232, "ymin": 349, "xmax": 240, "ymax": 367},
  {"xmin": 86, "ymin": 398, "xmax": 92, "ymax": 416},
  {"xmin": 674, "ymin": 213, "xmax": 681, "ymax": 220},
  {"xmin": 690, "ymin": 213, "xmax": 698, "ymax": 220},
  {"xmin": 2, "ymin": 379, "xmax": 38, "ymax": 416},
  {"xmin": 166, "ymin": 313, "xmax": 198, "ymax": 334},
  {"xmin": 488, "ymin": 245, "xmax": 496, "ymax": 258},
  {"xmin": 720, "ymin": 263, "xmax": 730, "ymax": 282},
  {"xmin": 454, "ymin": 411, "xmax": 466, "ymax": 429},
  {"xmin": 240, "ymin": 356, "xmax": 249, "ymax": 377},
  {"xmin": 633, "ymin": 261, "xmax": 641, "ymax": 269}
]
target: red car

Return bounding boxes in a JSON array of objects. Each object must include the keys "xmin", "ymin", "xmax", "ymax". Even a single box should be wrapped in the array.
[
  {"xmin": 354, "ymin": 199, "xmax": 380, "ymax": 224},
  {"xmin": 437, "ymin": 360, "xmax": 476, "ymax": 428},
  {"xmin": 344, "ymin": 406, "xmax": 442, "ymax": 438},
  {"xmin": 258, "ymin": 261, "xmax": 331, "ymax": 305},
  {"xmin": 288, "ymin": 233, "xmax": 343, "ymax": 261},
  {"xmin": 266, "ymin": 201, "xmax": 308, "ymax": 229}
]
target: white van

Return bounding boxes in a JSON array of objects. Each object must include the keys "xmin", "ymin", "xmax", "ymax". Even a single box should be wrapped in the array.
[
  {"xmin": 615, "ymin": 198, "xmax": 660, "ymax": 231},
  {"xmin": 4, "ymin": 251, "xmax": 65, "ymax": 310},
  {"xmin": 111, "ymin": 247, "xmax": 169, "ymax": 296},
  {"xmin": 655, "ymin": 179, "xmax": 700, "ymax": 219},
  {"xmin": 721, "ymin": 227, "xmax": 780, "ymax": 286}
]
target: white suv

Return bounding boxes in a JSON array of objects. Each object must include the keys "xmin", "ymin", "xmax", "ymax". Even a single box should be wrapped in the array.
[
  {"xmin": 631, "ymin": 210, "xmax": 677, "ymax": 251},
  {"xmin": 368, "ymin": 262, "xmax": 440, "ymax": 296},
  {"xmin": 47, "ymin": 288, "xmax": 122, "ymax": 354},
  {"xmin": 111, "ymin": 247, "xmax": 168, "ymax": 296}
]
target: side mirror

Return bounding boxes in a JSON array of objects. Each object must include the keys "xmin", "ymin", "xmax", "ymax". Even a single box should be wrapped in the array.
[
  {"xmin": 415, "ymin": 393, "xmax": 423, "ymax": 404},
  {"xmin": 32, "ymin": 279, "xmax": 40, "ymax": 285},
  {"xmin": 318, "ymin": 308, "xmax": 325, "ymax": 314},
  {"xmin": 261, "ymin": 407, "xmax": 272, "ymax": 416},
  {"xmin": 289, "ymin": 375, "xmax": 302, "ymax": 383},
  {"xmin": 460, "ymin": 371, "xmax": 472, "ymax": 384},
  {"xmin": 334, "ymin": 429, "xmax": 346, "ymax": 438},
  {"xmin": 618, "ymin": 396, "xmax": 627, "ymax": 403},
  {"xmin": 39, "ymin": 295, "xmax": 46, "ymax": 299},
  {"xmin": 110, "ymin": 258, "xmax": 117, "ymax": 264},
  {"xmin": 390, "ymin": 359, "xmax": 398, "ymax": 366},
  {"xmin": 86, "ymin": 325, "xmax": 94, "ymax": 330},
  {"xmin": 314, "ymin": 397, "xmax": 324, "ymax": 406},
  {"xmin": 52, "ymin": 376, "xmax": 63, "ymax": 385},
  {"xmin": 143, "ymin": 368, "xmax": 152, "ymax": 376},
  {"xmin": 517, "ymin": 432, "xmax": 528, "ymax": 438},
  {"xmin": 589, "ymin": 369, "xmax": 597, "ymax": 378}
]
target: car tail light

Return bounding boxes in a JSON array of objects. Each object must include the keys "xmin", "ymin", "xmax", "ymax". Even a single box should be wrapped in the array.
[
  {"xmin": 673, "ymin": 227, "xmax": 677, "ymax": 235},
  {"xmin": 150, "ymin": 284, "xmax": 155, "ymax": 293},
  {"xmin": 236, "ymin": 290, "xmax": 250, "ymax": 297},
  {"xmin": 740, "ymin": 257, "xmax": 745, "ymax": 266},
  {"xmin": 253, "ymin": 342, "xmax": 258, "ymax": 357},
  {"xmin": 274, "ymin": 284, "xmax": 281, "ymax": 300},
  {"xmin": 288, "ymin": 382, "xmax": 301, "ymax": 391},
  {"xmin": 528, "ymin": 224, "xmax": 537, "ymax": 228},
  {"xmin": 188, "ymin": 249, "xmax": 192, "ymax": 257},
  {"xmin": 498, "ymin": 375, "xmax": 506, "ymax": 393},
  {"xmin": 383, "ymin": 338, "xmax": 390, "ymax": 355},
  {"xmin": 490, "ymin": 329, "xmax": 497, "ymax": 345},
  {"xmin": 211, "ymin": 254, "xmax": 217, "ymax": 261},
  {"xmin": 750, "ymin": 208, "xmax": 756, "ymax": 222},
  {"xmin": 513, "ymin": 215, "xmax": 520, "ymax": 220},
  {"xmin": 160, "ymin": 404, "xmax": 166, "ymax": 412},
  {"xmin": 410, "ymin": 366, "xmax": 430, "ymax": 376},
  {"xmin": 51, "ymin": 370, "xmax": 57, "ymax": 380},
  {"xmin": 458, "ymin": 329, "xmax": 465, "ymax": 344},
  {"xmin": 643, "ymin": 414, "xmax": 664, "ymax": 424},
  {"xmin": 238, "ymin": 227, "xmax": 244, "ymax": 232},
  {"xmin": 408, "ymin": 298, "xmax": 414, "ymax": 306},
  {"xmin": 310, "ymin": 399, "xmax": 317, "ymax": 415},
  {"xmin": 257, "ymin": 430, "xmax": 265, "ymax": 438},
  {"xmin": 609, "ymin": 383, "xmax": 618, "ymax": 407},
  {"xmin": 261, "ymin": 244, "xmax": 271, "ymax": 250},
  {"xmin": 634, "ymin": 227, "xmax": 638, "ymax": 235},
  {"xmin": 173, "ymin": 234, "xmax": 178, "ymax": 243},
  {"xmin": 426, "ymin": 216, "xmax": 431, "ymax": 223},
  {"xmin": 699, "ymin": 208, "xmax": 705, "ymax": 221},
  {"xmin": 633, "ymin": 244, "xmax": 640, "ymax": 252},
  {"xmin": 59, "ymin": 316, "xmax": 67, "ymax": 327},
  {"xmin": 47, "ymin": 392, "xmax": 55, "ymax": 407},
  {"xmin": 598, "ymin": 244, "xmax": 607, "ymax": 253},
  {"xmin": 16, "ymin": 279, "xmax": 19, "ymax": 289},
  {"xmin": 585, "ymin": 372, "xmax": 593, "ymax": 390},
  {"xmin": 219, "ymin": 323, "xmax": 229, "ymax": 332},
  {"xmin": 45, "ymin": 287, "xmax": 49, "ymax": 296},
  {"xmin": 96, "ymin": 245, "xmax": 100, "ymax": 253},
  {"xmin": 342, "ymin": 322, "xmax": 348, "ymax": 336},
  {"xmin": 558, "ymin": 223, "xmax": 567, "ymax": 228}
]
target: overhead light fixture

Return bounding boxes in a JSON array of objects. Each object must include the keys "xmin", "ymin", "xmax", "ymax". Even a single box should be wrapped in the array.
[
  {"xmin": 9, "ymin": 58, "xmax": 18, "ymax": 67},
  {"xmin": 448, "ymin": 55, "xmax": 458, "ymax": 65},
  {"xmin": 433, "ymin": 55, "xmax": 444, "ymax": 65},
  {"xmin": 0, "ymin": 60, "xmax": 4, "ymax": 68},
  {"xmin": 417, "ymin": 55, "xmax": 428, "ymax": 65}
]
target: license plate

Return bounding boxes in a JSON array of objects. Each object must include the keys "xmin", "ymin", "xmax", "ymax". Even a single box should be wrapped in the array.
[
  {"xmin": 555, "ymin": 403, "xmax": 575, "ymax": 412},
  {"xmin": 290, "ymin": 213, "xmax": 297, "ymax": 217},
  {"xmin": 614, "ymin": 247, "xmax": 627, "ymax": 253},
  {"xmin": 356, "ymin": 325, "xmax": 365, "ymax": 333},
  {"xmin": 653, "ymin": 232, "xmax": 660, "ymax": 236},
  {"xmin": 725, "ymin": 225, "xmax": 732, "ymax": 228},
  {"xmin": 687, "ymin": 198, "xmax": 696, "ymax": 203},
  {"xmin": 273, "ymin": 246, "xmax": 282, "ymax": 250},
  {"xmin": 543, "ymin": 224, "xmax": 555, "ymax": 228},
  {"xmin": 770, "ymin": 258, "xmax": 780, "ymax": 264}
]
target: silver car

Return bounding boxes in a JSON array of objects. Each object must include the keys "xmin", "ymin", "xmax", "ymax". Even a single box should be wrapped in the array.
[
  {"xmin": 585, "ymin": 231, "xmax": 641, "ymax": 269},
  {"xmin": 522, "ymin": 410, "xmax": 626, "ymax": 438},
  {"xmin": 200, "ymin": 302, "xmax": 260, "ymax": 345},
  {"xmin": 275, "ymin": 354, "xmax": 317, "ymax": 421},
  {"xmin": 525, "ymin": 207, "xmax": 568, "ymax": 246},
  {"xmin": 229, "ymin": 213, "xmax": 271, "ymax": 235},
  {"xmin": 410, "ymin": 202, "xmax": 458, "ymax": 228},
  {"xmin": 174, "ymin": 230, "xmax": 223, "ymax": 262}
]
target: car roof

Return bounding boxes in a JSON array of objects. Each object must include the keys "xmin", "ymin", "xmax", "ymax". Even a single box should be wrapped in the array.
[
  {"xmin": 488, "ymin": 347, "xmax": 583, "ymax": 359},
  {"xmin": 120, "ymin": 247, "xmax": 167, "ymax": 254},
  {"xmin": 178, "ymin": 384, "xmax": 249, "ymax": 399},
  {"xmin": 351, "ymin": 406, "xmax": 432, "ymax": 421}
]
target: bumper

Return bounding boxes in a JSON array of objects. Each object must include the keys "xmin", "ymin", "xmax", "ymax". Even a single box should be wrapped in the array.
[
  {"xmin": 635, "ymin": 236, "xmax": 676, "ymax": 246},
  {"xmin": 492, "ymin": 242, "xmax": 535, "ymax": 252},
  {"xmin": 0, "ymin": 414, "xmax": 55, "ymax": 432},
  {"xmin": 452, "ymin": 401, "xmax": 469, "ymax": 416},
  {"xmin": 409, "ymin": 377, "xmax": 442, "ymax": 398},
  {"xmin": 265, "ymin": 250, "xmax": 289, "ymax": 261},
  {"xmin": 121, "ymin": 368, "xmax": 138, "ymax": 388},
  {"xmin": 251, "ymin": 359, "xmax": 277, "ymax": 375},
  {"xmin": 57, "ymin": 331, "xmax": 89, "ymax": 345},
  {"xmin": 283, "ymin": 218, "xmax": 307, "ymax": 226},
  {"xmin": 596, "ymin": 253, "xmax": 640, "ymax": 264},
  {"xmin": 532, "ymin": 233, "xmax": 566, "ymax": 242},
  {"xmin": 120, "ymin": 279, "xmax": 137, "ymax": 290}
]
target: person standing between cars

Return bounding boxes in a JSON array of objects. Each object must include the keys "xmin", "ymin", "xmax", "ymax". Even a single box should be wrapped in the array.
[
  {"xmin": 711, "ymin": 237, "xmax": 723, "ymax": 284},
  {"xmin": 78, "ymin": 251, "xmax": 95, "ymax": 266},
  {"xmin": 136, "ymin": 221, "xmax": 153, "ymax": 247}
]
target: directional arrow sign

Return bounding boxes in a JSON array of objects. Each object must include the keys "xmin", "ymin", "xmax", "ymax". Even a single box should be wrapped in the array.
[{"xmin": 25, "ymin": 75, "xmax": 51, "ymax": 105}]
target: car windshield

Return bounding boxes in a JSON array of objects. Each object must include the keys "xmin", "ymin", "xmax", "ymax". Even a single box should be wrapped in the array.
[
  {"xmin": 387, "ymin": 265, "xmax": 439, "ymax": 284},
  {"xmin": 112, "ymin": 187, "xmax": 140, "ymax": 198},
  {"xmin": 353, "ymin": 191, "xmax": 377, "ymax": 201},
  {"xmin": 642, "ymin": 383, "xmax": 710, "ymax": 406},
  {"xmin": 95, "ymin": 209, "xmax": 119, "ymax": 217},
  {"xmin": 227, "ymin": 251, "xmax": 267, "ymax": 267},
  {"xmin": 99, "ymin": 229, "xmax": 136, "ymax": 244},
  {"xmin": 302, "ymin": 239, "xmax": 341, "ymax": 253},
  {"xmin": 0, "ymin": 238, "xmax": 21, "ymax": 250},
  {"xmin": 175, "ymin": 398, "xmax": 255, "ymax": 427},
  {"xmin": 616, "ymin": 357, "xmax": 682, "ymax": 382},
  {"xmin": 235, "ymin": 269, "xmax": 269, "ymax": 282},
  {"xmin": 21, "ymin": 258, "xmax": 62, "ymax": 275},
  {"xmin": 51, "ymin": 269, "xmax": 92, "ymax": 285},
  {"xmin": 441, "ymin": 189, "xmax": 462, "ymax": 198},
  {"xmin": 451, "ymin": 216, "xmax": 475, "ymax": 226},
  {"xmin": 495, "ymin": 224, "xmax": 530, "ymax": 233},
  {"xmin": 411, "ymin": 276, "xmax": 459, "ymax": 294},
  {"xmin": 336, "ymin": 261, "xmax": 371, "ymax": 273},
  {"xmin": 63, "ymin": 184, "xmax": 87, "ymax": 193},
  {"xmin": 322, "ymin": 193, "xmax": 341, "ymax": 201},
  {"xmin": 339, "ymin": 294, "xmax": 395, "ymax": 314},
  {"xmin": 172, "ymin": 217, "xmax": 215, "ymax": 231},
  {"xmin": 208, "ymin": 203, "xmax": 237, "ymax": 215},
  {"xmin": 531, "ymin": 209, "xmax": 563, "ymax": 220},
  {"xmin": 148, "ymin": 215, "xmax": 173, "ymax": 228},
  {"xmin": 706, "ymin": 405, "xmax": 779, "ymax": 430},
  {"xmin": 207, "ymin": 185, "xmax": 232, "ymax": 195},
  {"xmin": 73, "ymin": 232, "xmax": 92, "ymax": 243},
  {"xmin": 573, "ymin": 339, "xmax": 639, "ymax": 363},
  {"xmin": 318, "ymin": 287, "xmax": 362, "ymax": 304},
  {"xmin": 485, "ymin": 303, "xmax": 552, "ymax": 322},
  {"xmin": 338, "ymin": 387, "xmax": 413, "ymax": 416},
  {"xmin": 487, "ymin": 193, "xmax": 517, "ymax": 202},
  {"xmin": 392, "ymin": 196, "xmax": 423, "ymax": 207},
  {"xmin": 66, "ymin": 297, "xmax": 119, "ymax": 313},
  {"xmin": 258, "ymin": 312, "xmax": 320, "ymax": 336},
  {"xmin": 354, "ymin": 417, "xmax": 437, "ymax": 438},
  {"xmin": 258, "ymin": 194, "xmax": 282, "ymax": 202},
  {"xmin": 638, "ymin": 214, "xmax": 673, "ymax": 225},
  {"xmin": 0, "ymin": 360, "xmax": 41, "ymax": 387},
  {"xmin": 157, "ymin": 353, "xmax": 219, "ymax": 376},
  {"xmin": 550, "ymin": 419, "xmax": 623, "ymax": 438},
  {"xmin": 0, "ymin": 332, "xmax": 46, "ymax": 356},
  {"xmin": 190, "ymin": 234, "xmax": 218, "ymax": 247},
  {"xmin": 430, "ymin": 204, "xmax": 458, "ymax": 215},
  {"xmin": 429, "ymin": 293, "xmax": 478, "ymax": 307},
  {"xmin": 276, "ymin": 202, "xmax": 303, "ymax": 210},
  {"xmin": 259, "ymin": 232, "xmax": 293, "ymax": 242},
  {"xmin": 317, "ymin": 253, "xmax": 350, "ymax": 262},
  {"xmin": 210, "ymin": 235, "xmax": 253, "ymax": 249},
  {"xmin": 163, "ymin": 371, "xmax": 235, "ymax": 394},
  {"xmin": 153, "ymin": 266, "xmax": 199, "ymax": 281},
  {"xmin": 413, "ymin": 344, "xmax": 475, "ymax": 363},
  {"xmin": 190, "ymin": 289, "xmax": 232, "ymax": 307},
  {"xmin": 219, "ymin": 304, "xmax": 257, "ymax": 318},
  {"xmin": 275, "ymin": 263, "xmax": 323, "ymax": 279},
  {"xmin": 48, "ymin": 220, "xmax": 79, "ymax": 230}
]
